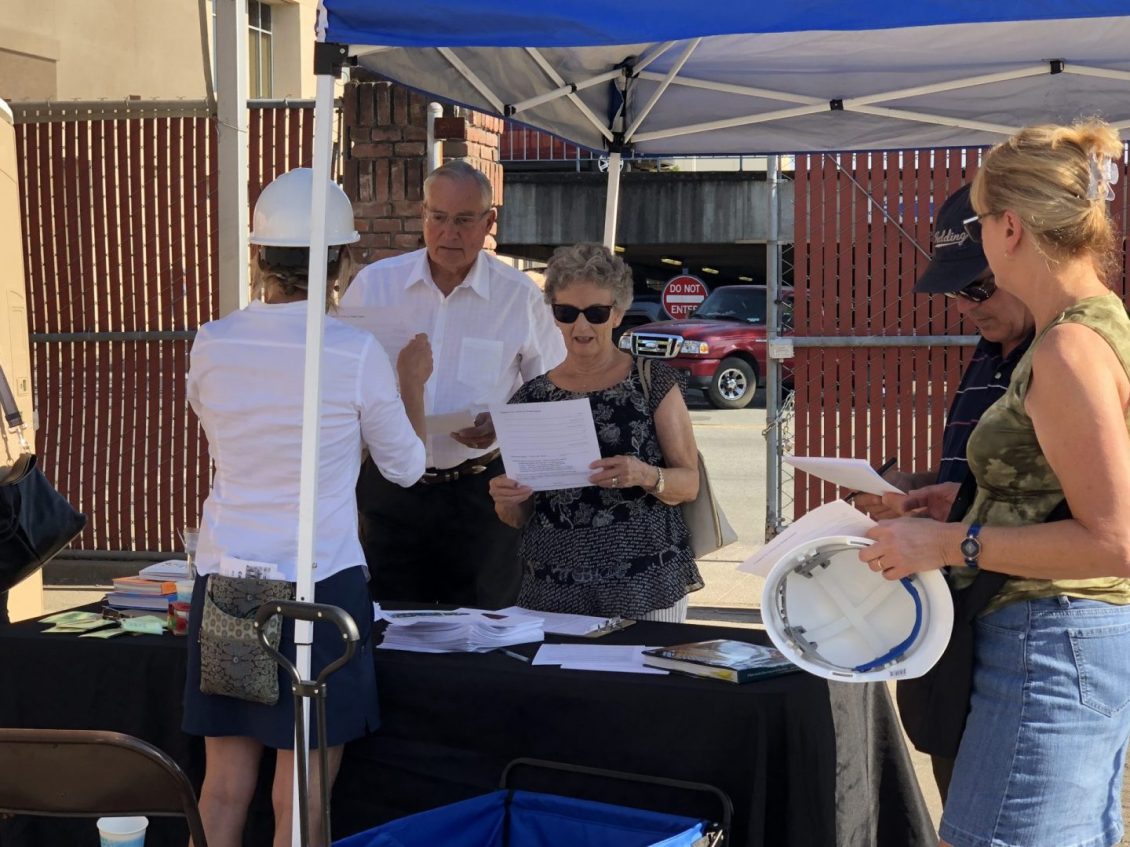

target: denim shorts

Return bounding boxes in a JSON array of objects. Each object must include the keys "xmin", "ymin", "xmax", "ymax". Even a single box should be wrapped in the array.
[{"xmin": 941, "ymin": 596, "xmax": 1130, "ymax": 847}]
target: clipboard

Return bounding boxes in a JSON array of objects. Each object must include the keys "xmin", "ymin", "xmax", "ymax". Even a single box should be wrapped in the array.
[{"xmin": 579, "ymin": 618, "xmax": 636, "ymax": 638}]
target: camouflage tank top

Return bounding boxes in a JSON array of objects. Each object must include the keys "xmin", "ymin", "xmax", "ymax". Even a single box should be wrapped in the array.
[{"xmin": 960, "ymin": 292, "xmax": 1130, "ymax": 611}]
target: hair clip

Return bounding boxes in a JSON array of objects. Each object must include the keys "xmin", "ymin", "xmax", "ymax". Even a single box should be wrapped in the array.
[{"xmin": 1088, "ymin": 152, "xmax": 1120, "ymax": 202}]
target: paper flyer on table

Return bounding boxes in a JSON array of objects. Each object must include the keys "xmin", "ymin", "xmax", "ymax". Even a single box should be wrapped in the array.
[
  {"xmin": 738, "ymin": 499, "xmax": 876, "ymax": 578},
  {"xmin": 489, "ymin": 398, "xmax": 601, "ymax": 491},
  {"xmin": 784, "ymin": 455, "xmax": 904, "ymax": 496}
]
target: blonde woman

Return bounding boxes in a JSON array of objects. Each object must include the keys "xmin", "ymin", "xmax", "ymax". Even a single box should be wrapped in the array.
[{"xmin": 862, "ymin": 122, "xmax": 1130, "ymax": 847}]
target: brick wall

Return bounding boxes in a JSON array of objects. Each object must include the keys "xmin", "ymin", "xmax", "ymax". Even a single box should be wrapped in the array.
[{"xmin": 342, "ymin": 80, "xmax": 504, "ymax": 266}]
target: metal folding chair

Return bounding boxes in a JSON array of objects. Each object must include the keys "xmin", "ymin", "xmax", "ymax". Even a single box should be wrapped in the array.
[{"xmin": 0, "ymin": 727, "xmax": 207, "ymax": 846}]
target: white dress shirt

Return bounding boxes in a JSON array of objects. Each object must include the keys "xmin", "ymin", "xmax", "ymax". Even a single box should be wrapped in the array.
[
  {"xmin": 341, "ymin": 248, "xmax": 566, "ymax": 469},
  {"xmin": 187, "ymin": 300, "xmax": 426, "ymax": 582}
]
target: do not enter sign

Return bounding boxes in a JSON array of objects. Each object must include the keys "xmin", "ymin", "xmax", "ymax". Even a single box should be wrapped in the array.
[{"xmin": 661, "ymin": 275, "xmax": 709, "ymax": 319}]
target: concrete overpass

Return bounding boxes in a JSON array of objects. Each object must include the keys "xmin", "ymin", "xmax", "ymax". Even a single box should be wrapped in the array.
[{"xmin": 496, "ymin": 170, "xmax": 795, "ymax": 289}]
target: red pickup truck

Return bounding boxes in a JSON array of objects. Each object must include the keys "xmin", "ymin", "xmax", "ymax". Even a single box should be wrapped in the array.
[{"xmin": 617, "ymin": 285, "xmax": 793, "ymax": 409}]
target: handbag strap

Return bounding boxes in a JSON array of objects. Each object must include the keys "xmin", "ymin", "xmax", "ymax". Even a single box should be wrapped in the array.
[
  {"xmin": 0, "ymin": 361, "xmax": 30, "ymax": 452},
  {"xmin": 636, "ymin": 357, "xmax": 653, "ymax": 407}
]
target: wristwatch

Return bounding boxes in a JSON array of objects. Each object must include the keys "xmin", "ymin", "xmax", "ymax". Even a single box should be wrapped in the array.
[
  {"xmin": 961, "ymin": 524, "xmax": 982, "ymax": 569},
  {"xmin": 650, "ymin": 467, "xmax": 666, "ymax": 495}
]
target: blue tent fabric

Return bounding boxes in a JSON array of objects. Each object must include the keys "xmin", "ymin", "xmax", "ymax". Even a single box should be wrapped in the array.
[
  {"xmin": 323, "ymin": 1, "xmax": 1130, "ymax": 48},
  {"xmin": 318, "ymin": 2, "xmax": 1130, "ymax": 155},
  {"xmin": 332, "ymin": 790, "xmax": 707, "ymax": 847}
]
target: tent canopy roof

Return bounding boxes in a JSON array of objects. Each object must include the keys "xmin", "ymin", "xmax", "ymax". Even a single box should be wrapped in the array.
[{"xmin": 319, "ymin": 2, "xmax": 1130, "ymax": 155}]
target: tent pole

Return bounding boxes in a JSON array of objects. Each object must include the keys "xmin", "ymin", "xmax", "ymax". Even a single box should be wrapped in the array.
[
  {"xmin": 215, "ymin": 0, "xmax": 249, "ymax": 316},
  {"xmin": 764, "ymin": 155, "xmax": 782, "ymax": 541},
  {"xmin": 290, "ymin": 68, "xmax": 336, "ymax": 847},
  {"xmin": 602, "ymin": 151, "xmax": 621, "ymax": 249}
]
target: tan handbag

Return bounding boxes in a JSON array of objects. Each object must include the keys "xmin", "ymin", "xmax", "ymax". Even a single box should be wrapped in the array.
[
  {"xmin": 637, "ymin": 358, "xmax": 738, "ymax": 558},
  {"xmin": 198, "ymin": 574, "xmax": 294, "ymax": 705}
]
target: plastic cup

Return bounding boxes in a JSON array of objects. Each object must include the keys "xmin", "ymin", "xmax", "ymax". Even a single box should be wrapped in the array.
[
  {"xmin": 180, "ymin": 526, "xmax": 200, "ymax": 579},
  {"xmin": 96, "ymin": 816, "xmax": 148, "ymax": 847},
  {"xmin": 175, "ymin": 579, "xmax": 195, "ymax": 603},
  {"xmin": 169, "ymin": 601, "xmax": 192, "ymax": 636}
]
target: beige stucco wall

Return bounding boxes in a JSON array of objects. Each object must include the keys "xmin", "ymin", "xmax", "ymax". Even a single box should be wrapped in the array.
[
  {"xmin": 0, "ymin": 0, "xmax": 321, "ymax": 103},
  {"xmin": 0, "ymin": 99, "xmax": 41, "ymax": 620}
]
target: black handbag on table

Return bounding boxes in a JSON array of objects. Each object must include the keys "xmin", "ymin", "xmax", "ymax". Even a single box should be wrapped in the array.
[
  {"xmin": 896, "ymin": 475, "xmax": 1070, "ymax": 758},
  {"xmin": 0, "ymin": 363, "xmax": 86, "ymax": 593}
]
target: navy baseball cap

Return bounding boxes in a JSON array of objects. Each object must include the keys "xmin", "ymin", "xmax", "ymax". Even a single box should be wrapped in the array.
[{"xmin": 913, "ymin": 184, "xmax": 989, "ymax": 295}]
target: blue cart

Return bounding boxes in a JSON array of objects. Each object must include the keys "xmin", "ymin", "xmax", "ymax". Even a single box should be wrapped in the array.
[{"xmin": 334, "ymin": 758, "xmax": 731, "ymax": 847}]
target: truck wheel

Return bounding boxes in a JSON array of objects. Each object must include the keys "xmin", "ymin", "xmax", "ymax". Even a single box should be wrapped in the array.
[{"xmin": 707, "ymin": 358, "xmax": 757, "ymax": 409}]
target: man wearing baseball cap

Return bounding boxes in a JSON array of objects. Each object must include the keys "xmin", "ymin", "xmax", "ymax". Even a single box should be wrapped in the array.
[{"xmin": 854, "ymin": 182, "xmax": 1033, "ymax": 801}]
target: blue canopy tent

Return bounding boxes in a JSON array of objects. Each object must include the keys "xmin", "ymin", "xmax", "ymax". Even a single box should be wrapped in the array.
[{"xmin": 276, "ymin": 6, "xmax": 1130, "ymax": 842}]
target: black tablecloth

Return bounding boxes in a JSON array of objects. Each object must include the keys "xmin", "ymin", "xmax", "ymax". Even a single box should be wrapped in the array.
[{"xmin": 0, "ymin": 611, "xmax": 935, "ymax": 846}]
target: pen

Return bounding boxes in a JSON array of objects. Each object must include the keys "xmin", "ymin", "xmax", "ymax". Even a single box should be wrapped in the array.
[
  {"xmin": 844, "ymin": 456, "xmax": 897, "ymax": 503},
  {"xmin": 498, "ymin": 648, "xmax": 530, "ymax": 663}
]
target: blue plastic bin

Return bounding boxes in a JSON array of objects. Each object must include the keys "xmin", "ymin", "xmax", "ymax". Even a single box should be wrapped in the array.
[{"xmin": 333, "ymin": 789, "xmax": 709, "ymax": 847}]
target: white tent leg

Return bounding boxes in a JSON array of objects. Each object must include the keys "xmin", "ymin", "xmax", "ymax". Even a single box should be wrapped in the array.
[
  {"xmin": 216, "ymin": 0, "xmax": 249, "ymax": 316},
  {"xmin": 764, "ymin": 155, "xmax": 783, "ymax": 540},
  {"xmin": 290, "ymin": 70, "xmax": 337, "ymax": 847},
  {"xmin": 602, "ymin": 151, "xmax": 622, "ymax": 249}
]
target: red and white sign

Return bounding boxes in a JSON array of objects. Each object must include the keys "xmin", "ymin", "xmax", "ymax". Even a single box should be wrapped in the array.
[{"xmin": 661, "ymin": 275, "xmax": 709, "ymax": 319}]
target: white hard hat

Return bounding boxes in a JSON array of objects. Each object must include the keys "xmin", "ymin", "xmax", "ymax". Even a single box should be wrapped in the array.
[
  {"xmin": 249, "ymin": 168, "xmax": 360, "ymax": 247},
  {"xmin": 761, "ymin": 535, "xmax": 953, "ymax": 683}
]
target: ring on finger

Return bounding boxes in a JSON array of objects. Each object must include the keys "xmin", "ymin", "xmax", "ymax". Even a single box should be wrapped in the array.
[
  {"xmin": 875, "ymin": 556, "xmax": 884, "ymax": 570},
  {"xmin": 611, "ymin": 476, "xmax": 619, "ymax": 487}
]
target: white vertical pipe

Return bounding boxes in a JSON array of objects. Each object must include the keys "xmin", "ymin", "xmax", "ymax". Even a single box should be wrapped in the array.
[
  {"xmin": 426, "ymin": 102, "xmax": 443, "ymax": 173},
  {"xmin": 289, "ymin": 71, "xmax": 336, "ymax": 847},
  {"xmin": 216, "ymin": 0, "xmax": 249, "ymax": 315},
  {"xmin": 764, "ymin": 155, "xmax": 782, "ymax": 540},
  {"xmin": 602, "ymin": 151, "xmax": 622, "ymax": 248}
]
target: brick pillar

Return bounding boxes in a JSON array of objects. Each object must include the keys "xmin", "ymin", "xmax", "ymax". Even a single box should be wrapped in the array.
[
  {"xmin": 342, "ymin": 80, "xmax": 429, "ymax": 266},
  {"xmin": 343, "ymin": 79, "xmax": 504, "ymax": 265}
]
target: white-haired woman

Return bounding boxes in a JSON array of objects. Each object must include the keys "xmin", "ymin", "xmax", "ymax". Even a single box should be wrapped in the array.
[{"xmin": 489, "ymin": 243, "xmax": 703, "ymax": 621}]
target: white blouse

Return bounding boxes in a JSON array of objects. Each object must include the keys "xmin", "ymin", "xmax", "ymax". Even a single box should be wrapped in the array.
[{"xmin": 187, "ymin": 300, "xmax": 425, "ymax": 582}]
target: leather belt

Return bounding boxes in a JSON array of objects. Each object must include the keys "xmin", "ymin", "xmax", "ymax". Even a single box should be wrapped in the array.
[{"xmin": 419, "ymin": 449, "xmax": 501, "ymax": 485}]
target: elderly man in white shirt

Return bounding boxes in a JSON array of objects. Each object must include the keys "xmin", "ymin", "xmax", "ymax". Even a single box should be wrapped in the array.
[{"xmin": 341, "ymin": 160, "xmax": 565, "ymax": 609}]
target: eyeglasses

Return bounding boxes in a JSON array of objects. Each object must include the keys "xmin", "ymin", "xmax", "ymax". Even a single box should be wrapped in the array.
[
  {"xmin": 961, "ymin": 213, "xmax": 993, "ymax": 244},
  {"xmin": 944, "ymin": 274, "xmax": 997, "ymax": 303},
  {"xmin": 423, "ymin": 208, "xmax": 492, "ymax": 231},
  {"xmin": 551, "ymin": 303, "xmax": 615, "ymax": 324}
]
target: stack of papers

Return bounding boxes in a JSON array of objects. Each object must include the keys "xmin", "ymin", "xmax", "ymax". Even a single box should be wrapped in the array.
[
  {"xmin": 376, "ymin": 608, "xmax": 544, "ymax": 653},
  {"xmin": 498, "ymin": 606, "xmax": 629, "ymax": 637},
  {"xmin": 139, "ymin": 559, "xmax": 190, "ymax": 580},
  {"xmin": 532, "ymin": 644, "xmax": 668, "ymax": 675}
]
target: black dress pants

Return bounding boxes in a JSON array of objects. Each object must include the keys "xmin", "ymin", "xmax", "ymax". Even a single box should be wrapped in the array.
[{"xmin": 357, "ymin": 456, "xmax": 522, "ymax": 609}]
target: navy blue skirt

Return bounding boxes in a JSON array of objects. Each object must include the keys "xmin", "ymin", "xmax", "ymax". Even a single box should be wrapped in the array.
[{"xmin": 182, "ymin": 566, "xmax": 379, "ymax": 749}]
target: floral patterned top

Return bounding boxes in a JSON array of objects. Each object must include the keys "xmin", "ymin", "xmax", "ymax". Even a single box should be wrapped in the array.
[{"xmin": 509, "ymin": 360, "xmax": 702, "ymax": 617}]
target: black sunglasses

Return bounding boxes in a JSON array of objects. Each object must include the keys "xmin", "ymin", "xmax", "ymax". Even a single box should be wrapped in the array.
[
  {"xmin": 962, "ymin": 213, "xmax": 993, "ymax": 244},
  {"xmin": 551, "ymin": 303, "xmax": 615, "ymax": 324},
  {"xmin": 944, "ymin": 274, "xmax": 997, "ymax": 303}
]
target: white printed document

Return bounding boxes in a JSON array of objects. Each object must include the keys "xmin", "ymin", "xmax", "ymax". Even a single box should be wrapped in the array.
[
  {"xmin": 335, "ymin": 306, "xmax": 423, "ymax": 366},
  {"xmin": 425, "ymin": 409, "xmax": 477, "ymax": 438},
  {"xmin": 489, "ymin": 398, "xmax": 601, "ymax": 492},
  {"xmin": 784, "ymin": 456, "xmax": 903, "ymax": 496},
  {"xmin": 738, "ymin": 499, "xmax": 876, "ymax": 578},
  {"xmin": 532, "ymin": 644, "xmax": 668, "ymax": 674}
]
